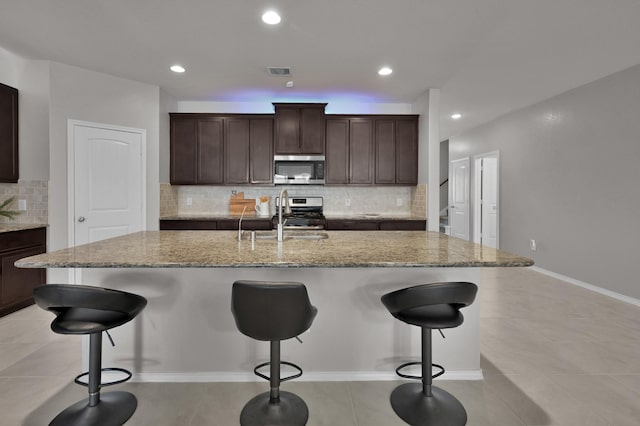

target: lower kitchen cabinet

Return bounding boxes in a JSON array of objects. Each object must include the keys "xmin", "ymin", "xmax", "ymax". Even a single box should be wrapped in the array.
[
  {"xmin": 325, "ymin": 219, "xmax": 379, "ymax": 230},
  {"xmin": 326, "ymin": 219, "xmax": 426, "ymax": 231},
  {"xmin": 0, "ymin": 227, "xmax": 46, "ymax": 317},
  {"xmin": 160, "ymin": 219, "xmax": 272, "ymax": 231}
]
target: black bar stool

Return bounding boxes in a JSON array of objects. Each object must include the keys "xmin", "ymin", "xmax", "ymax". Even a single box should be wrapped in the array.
[
  {"xmin": 231, "ymin": 280, "xmax": 317, "ymax": 426},
  {"xmin": 381, "ymin": 282, "xmax": 478, "ymax": 426},
  {"xmin": 33, "ymin": 284, "xmax": 147, "ymax": 426}
]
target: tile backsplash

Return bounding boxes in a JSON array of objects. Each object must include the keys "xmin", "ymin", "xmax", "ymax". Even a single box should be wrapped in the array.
[
  {"xmin": 0, "ymin": 181, "xmax": 48, "ymax": 224},
  {"xmin": 163, "ymin": 184, "xmax": 428, "ymax": 217}
]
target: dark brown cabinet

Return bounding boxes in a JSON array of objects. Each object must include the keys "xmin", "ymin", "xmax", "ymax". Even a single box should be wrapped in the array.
[
  {"xmin": 170, "ymin": 114, "xmax": 273, "ymax": 185},
  {"xmin": 375, "ymin": 117, "xmax": 418, "ymax": 185},
  {"xmin": 325, "ymin": 219, "xmax": 426, "ymax": 231},
  {"xmin": 170, "ymin": 116, "xmax": 224, "ymax": 184},
  {"xmin": 0, "ymin": 227, "xmax": 46, "ymax": 317},
  {"xmin": 325, "ymin": 118, "xmax": 374, "ymax": 184},
  {"xmin": 160, "ymin": 219, "xmax": 272, "ymax": 231},
  {"xmin": 325, "ymin": 219, "xmax": 378, "ymax": 230},
  {"xmin": 0, "ymin": 82, "xmax": 19, "ymax": 183},
  {"xmin": 274, "ymin": 103, "xmax": 326, "ymax": 155}
]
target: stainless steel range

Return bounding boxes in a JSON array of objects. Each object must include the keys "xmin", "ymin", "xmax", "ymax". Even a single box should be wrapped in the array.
[{"xmin": 273, "ymin": 196, "xmax": 325, "ymax": 230}]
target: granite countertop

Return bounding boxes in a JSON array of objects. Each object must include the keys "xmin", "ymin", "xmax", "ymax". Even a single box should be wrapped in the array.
[
  {"xmin": 0, "ymin": 223, "xmax": 48, "ymax": 234},
  {"xmin": 16, "ymin": 230, "xmax": 533, "ymax": 269}
]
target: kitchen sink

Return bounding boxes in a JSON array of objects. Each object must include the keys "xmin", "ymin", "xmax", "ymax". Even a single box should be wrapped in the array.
[{"xmin": 241, "ymin": 230, "xmax": 329, "ymax": 240}]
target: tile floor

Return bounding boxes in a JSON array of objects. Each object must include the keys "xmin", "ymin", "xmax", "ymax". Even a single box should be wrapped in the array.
[{"xmin": 1, "ymin": 267, "xmax": 639, "ymax": 425}]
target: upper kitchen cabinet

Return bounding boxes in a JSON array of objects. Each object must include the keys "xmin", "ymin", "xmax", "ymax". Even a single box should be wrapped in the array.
[
  {"xmin": 170, "ymin": 114, "xmax": 273, "ymax": 185},
  {"xmin": 0, "ymin": 82, "xmax": 19, "ymax": 183},
  {"xmin": 225, "ymin": 117, "xmax": 273, "ymax": 184},
  {"xmin": 374, "ymin": 116, "xmax": 419, "ymax": 185},
  {"xmin": 325, "ymin": 117, "xmax": 374, "ymax": 184},
  {"xmin": 273, "ymin": 103, "xmax": 326, "ymax": 155},
  {"xmin": 170, "ymin": 115, "xmax": 224, "ymax": 184}
]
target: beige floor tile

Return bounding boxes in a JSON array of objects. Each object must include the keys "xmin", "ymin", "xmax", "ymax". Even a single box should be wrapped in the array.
[
  {"xmin": 550, "ymin": 374, "xmax": 640, "ymax": 426},
  {"xmin": 347, "ymin": 381, "xmax": 408, "ymax": 426},
  {"xmin": 0, "ymin": 342, "xmax": 45, "ymax": 372},
  {"xmin": 484, "ymin": 373, "xmax": 609, "ymax": 426},
  {"xmin": 0, "ymin": 340, "xmax": 81, "ymax": 378},
  {"xmin": 286, "ymin": 381, "xmax": 358, "ymax": 426},
  {"xmin": 0, "ymin": 376, "xmax": 79, "ymax": 426},
  {"xmin": 188, "ymin": 381, "xmax": 264, "ymax": 426}
]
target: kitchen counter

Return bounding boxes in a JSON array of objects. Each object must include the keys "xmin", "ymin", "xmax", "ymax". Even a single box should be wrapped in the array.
[
  {"xmin": 16, "ymin": 230, "xmax": 532, "ymax": 269},
  {"xmin": 15, "ymin": 230, "xmax": 532, "ymax": 383},
  {"xmin": 160, "ymin": 214, "xmax": 271, "ymax": 220},
  {"xmin": 0, "ymin": 223, "xmax": 47, "ymax": 234}
]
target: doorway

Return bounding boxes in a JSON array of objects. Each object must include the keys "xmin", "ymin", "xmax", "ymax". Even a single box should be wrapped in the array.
[
  {"xmin": 449, "ymin": 157, "xmax": 470, "ymax": 240},
  {"xmin": 67, "ymin": 120, "xmax": 146, "ymax": 248},
  {"xmin": 473, "ymin": 151, "xmax": 499, "ymax": 248}
]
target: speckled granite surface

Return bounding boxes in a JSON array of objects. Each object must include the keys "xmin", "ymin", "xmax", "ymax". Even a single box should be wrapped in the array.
[
  {"xmin": 16, "ymin": 230, "xmax": 533, "ymax": 268},
  {"xmin": 0, "ymin": 224, "xmax": 47, "ymax": 234}
]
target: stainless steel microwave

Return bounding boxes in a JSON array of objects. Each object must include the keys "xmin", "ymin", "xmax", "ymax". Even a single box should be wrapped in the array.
[{"xmin": 274, "ymin": 155, "xmax": 325, "ymax": 185}]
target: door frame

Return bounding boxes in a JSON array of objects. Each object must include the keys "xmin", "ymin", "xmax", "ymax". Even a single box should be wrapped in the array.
[
  {"xmin": 473, "ymin": 150, "xmax": 500, "ymax": 248},
  {"xmin": 449, "ymin": 157, "xmax": 470, "ymax": 240},
  {"xmin": 67, "ymin": 119, "xmax": 147, "ymax": 250}
]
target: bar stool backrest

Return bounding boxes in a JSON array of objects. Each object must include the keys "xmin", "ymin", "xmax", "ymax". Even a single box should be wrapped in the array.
[
  {"xmin": 33, "ymin": 284, "xmax": 147, "ymax": 334},
  {"xmin": 231, "ymin": 280, "xmax": 317, "ymax": 341}
]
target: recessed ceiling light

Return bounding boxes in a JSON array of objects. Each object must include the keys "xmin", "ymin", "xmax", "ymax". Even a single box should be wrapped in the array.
[
  {"xmin": 451, "ymin": 113, "xmax": 462, "ymax": 120},
  {"xmin": 378, "ymin": 67, "xmax": 393, "ymax": 76},
  {"xmin": 170, "ymin": 65, "xmax": 185, "ymax": 73},
  {"xmin": 262, "ymin": 11, "xmax": 281, "ymax": 25}
]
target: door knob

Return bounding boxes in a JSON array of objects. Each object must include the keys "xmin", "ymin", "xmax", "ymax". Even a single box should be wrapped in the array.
[{"xmin": 77, "ymin": 216, "xmax": 86, "ymax": 222}]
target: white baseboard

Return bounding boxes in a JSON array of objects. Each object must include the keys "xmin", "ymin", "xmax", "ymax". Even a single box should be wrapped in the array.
[
  {"xmin": 529, "ymin": 266, "xmax": 640, "ymax": 307},
  {"xmin": 132, "ymin": 370, "xmax": 483, "ymax": 383}
]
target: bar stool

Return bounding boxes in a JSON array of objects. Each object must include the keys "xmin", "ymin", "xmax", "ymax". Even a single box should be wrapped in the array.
[
  {"xmin": 381, "ymin": 282, "xmax": 478, "ymax": 426},
  {"xmin": 231, "ymin": 280, "xmax": 317, "ymax": 426},
  {"xmin": 33, "ymin": 284, "xmax": 147, "ymax": 426}
]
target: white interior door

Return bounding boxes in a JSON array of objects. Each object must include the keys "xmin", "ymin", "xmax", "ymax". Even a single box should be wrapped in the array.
[
  {"xmin": 70, "ymin": 121, "xmax": 145, "ymax": 246},
  {"xmin": 480, "ymin": 155, "xmax": 499, "ymax": 248},
  {"xmin": 450, "ymin": 157, "xmax": 470, "ymax": 240}
]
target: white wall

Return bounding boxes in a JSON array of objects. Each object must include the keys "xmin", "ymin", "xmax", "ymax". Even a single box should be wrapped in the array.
[
  {"xmin": 0, "ymin": 47, "xmax": 50, "ymax": 180},
  {"xmin": 48, "ymin": 62, "xmax": 160, "ymax": 259},
  {"xmin": 450, "ymin": 65, "xmax": 640, "ymax": 299}
]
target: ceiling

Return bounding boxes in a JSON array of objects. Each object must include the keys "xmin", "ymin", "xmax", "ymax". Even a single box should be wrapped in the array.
[{"xmin": 1, "ymin": 0, "xmax": 639, "ymax": 139}]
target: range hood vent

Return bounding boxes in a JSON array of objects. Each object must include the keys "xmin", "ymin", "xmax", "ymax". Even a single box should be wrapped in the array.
[{"xmin": 267, "ymin": 67, "xmax": 292, "ymax": 76}]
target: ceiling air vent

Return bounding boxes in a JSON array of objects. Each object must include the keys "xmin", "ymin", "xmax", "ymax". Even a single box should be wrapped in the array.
[{"xmin": 267, "ymin": 67, "xmax": 292, "ymax": 76}]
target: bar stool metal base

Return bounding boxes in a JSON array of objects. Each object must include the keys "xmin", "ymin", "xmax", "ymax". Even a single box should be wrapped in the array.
[
  {"xmin": 50, "ymin": 391, "xmax": 137, "ymax": 426},
  {"xmin": 390, "ymin": 383, "xmax": 467, "ymax": 426},
  {"xmin": 240, "ymin": 390, "xmax": 309, "ymax": 426}
]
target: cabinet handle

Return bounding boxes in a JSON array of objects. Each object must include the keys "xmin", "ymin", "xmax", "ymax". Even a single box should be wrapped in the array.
[{"xmin": 77, "ymin": 216, "xmax": 86, "ymax": 223}]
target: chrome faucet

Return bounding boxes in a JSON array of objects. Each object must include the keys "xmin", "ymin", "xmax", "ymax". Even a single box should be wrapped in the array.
[
  {"xmin": 238, "ymin": 206, "xmax": 247, "ymax": 241},
  {"xmin": 277, "ymin": 189, "xmax": 291, "ymax": 242}
]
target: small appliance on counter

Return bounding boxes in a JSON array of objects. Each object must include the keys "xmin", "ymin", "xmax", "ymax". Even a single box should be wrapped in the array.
[{"xmin": 273, "ymin": 196, "xmax": 325, "ymax": 229}]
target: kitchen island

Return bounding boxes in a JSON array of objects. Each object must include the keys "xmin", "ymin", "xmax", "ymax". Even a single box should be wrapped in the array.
[{"xmin": 17, "ymin": 230, "xmax": 532, "ymax": 382}]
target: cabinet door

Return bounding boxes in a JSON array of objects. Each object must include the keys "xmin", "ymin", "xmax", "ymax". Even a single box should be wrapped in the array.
[
  {"xmin": 379, "ymin": 220, "xmax": 426, "ymax": 230},
  {"xmin": 0, "ymin": 83, "xmax": 18, "ymax": 183},
  {"xmin": 1, "ymin": 246, "xmax": 45, "ymax": 307},
  {"xmin": 325, "ymin": 119, "xmax": 349, "ymax": 184},
  {"xmin": 274, "ymin": 106, "xmax": 300, "ymax": 154},
  {"xmin": 395, "ymin": 118, "xmax": 418, "ymax": 184},
  {"xmin": 375, "ymin": 119, "xmax": 396, "ymax": 184},
  {"xmin": 225, "ymin": 118, "xmax": 250, "ymax": 184},
  {"xmin": 250, "ymin": 118, "xmax": 274, "ymax": 184},
  {"xmin": 198, "ymin": 118, "xmax": 224, "ymax": 184},
  {"xmin": 325, "ymin": 219, "xmax": 378, "ymax": 230},
  {"xmin": 349, "ymin": 119, "xmax": 374, "ymax": 184},
  {"xmin": 170, "ymin": 118, "xmax": 198, "ymax": 184},
  {"xmin": 300, "ymin": 107, "xmax": 325, "ymax": 154}
]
